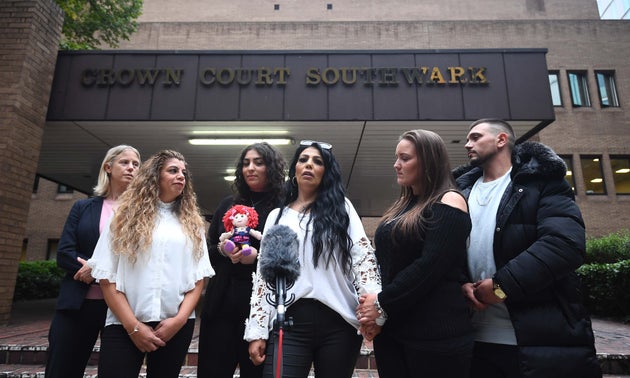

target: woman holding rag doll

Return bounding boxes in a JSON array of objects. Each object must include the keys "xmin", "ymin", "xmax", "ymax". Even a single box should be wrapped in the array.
[{"xmin": 197, "ymin": 142, "xmax": 287, "ymax": 378}]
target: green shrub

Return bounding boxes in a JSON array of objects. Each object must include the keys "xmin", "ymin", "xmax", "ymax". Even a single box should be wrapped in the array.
[
  {"xmin": 577, "ymin": 260, "xmax": 630, "ymax": 317},
  {"xmin": 13, "ymin": 260, "xmax": 64, "ymax": 301},
  {"xmin": 585, "ymin": 230, "xmax": 630, "ymax": 264}
]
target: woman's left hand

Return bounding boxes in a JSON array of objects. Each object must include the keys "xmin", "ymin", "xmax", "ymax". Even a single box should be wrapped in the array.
[
  {"xmin": 356, "ymin": 293, "xmax": 378, "ymax": 324},
  {"xmin": 228, "ymin": 247, "xmax": 258, "ymax": 265},
  {"xmin": 154, "ymin": 317, "xmax": 186, "ymax": 343},
  {"xmin": 73, "ymin": 257, "xmax": 94, "ymax": 284}
]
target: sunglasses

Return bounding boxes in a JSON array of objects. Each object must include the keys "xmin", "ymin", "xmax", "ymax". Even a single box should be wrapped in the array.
[{"xmin": 299, "ymin": 140, "xmax": 333, "ymax": 150}]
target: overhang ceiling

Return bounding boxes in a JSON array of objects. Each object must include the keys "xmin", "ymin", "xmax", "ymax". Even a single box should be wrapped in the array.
[{"xmin": 37, "ymin": 120, "xmax": 540, "ymax": 218}]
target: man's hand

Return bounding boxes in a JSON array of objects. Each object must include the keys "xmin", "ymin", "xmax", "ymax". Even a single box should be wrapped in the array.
[{"xmin": 462, "ymin": 282, "xmax": 488, "ymax": 310}]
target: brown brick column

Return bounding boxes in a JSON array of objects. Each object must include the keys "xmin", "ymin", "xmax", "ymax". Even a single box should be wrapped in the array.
[{"xmin": 0, "ymin": 0, "xmax": 63, "ymax": 325}]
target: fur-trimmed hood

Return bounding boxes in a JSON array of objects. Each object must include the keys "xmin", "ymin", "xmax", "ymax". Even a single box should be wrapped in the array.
[{"xmin": 453, "ymin": 141, "xmax": 567, "ymax": 189}]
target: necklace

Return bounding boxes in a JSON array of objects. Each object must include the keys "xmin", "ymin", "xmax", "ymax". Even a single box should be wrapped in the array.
[
  {"xmin": 473, "ymin": 180, "xmax": 501, "ymax": 206},
  {"xmin": 249, "ymin": 197, "xmax": 264, "ymax": 209},
  {"xmin": 475, "ymin": 190, "xmax": 494, "ymax": 206},
  {"xmin": 292, "ymin": 201, "xmax": 312, "ymax": 213}
]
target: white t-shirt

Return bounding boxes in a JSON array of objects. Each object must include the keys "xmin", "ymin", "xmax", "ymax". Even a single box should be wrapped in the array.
[
  {"xmin": 89, "ymin": 201, "xmax": 215, "ymax": 326},
  {"xmin": 468, "ymin": 169, "xmax": 517, "ymax": 345}
]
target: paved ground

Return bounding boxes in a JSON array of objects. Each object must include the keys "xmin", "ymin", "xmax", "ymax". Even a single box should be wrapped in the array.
[{"xmin": 1, "ymin": 299, "xmax": 629, "ymax": 377}]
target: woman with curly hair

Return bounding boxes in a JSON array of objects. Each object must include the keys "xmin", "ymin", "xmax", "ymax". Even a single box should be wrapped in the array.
[
  {"xmin": 198, "ymin": 142, "xmax": 286, "ymax": 378},
  {"xmin": 88, "ymin": 150, "xmax": 215, "ymax": 378},
  {"xmin": 245, "ymin": 140, "xmax": 382, "ymax": 378}
]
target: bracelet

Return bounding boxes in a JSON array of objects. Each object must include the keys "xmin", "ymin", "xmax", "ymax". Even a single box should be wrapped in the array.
[{"xmin": 128, "ymin": 322, "xmax": 140, "ymax": 336}]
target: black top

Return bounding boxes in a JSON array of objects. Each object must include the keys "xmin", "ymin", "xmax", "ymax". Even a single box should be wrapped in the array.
[
  {"xmin": 201, "ymin": 191, "xmax": 278, "ymax": 320},
  {"xmin": 375, "ymin": 199, "xmax": 473, "ymax": 350}
]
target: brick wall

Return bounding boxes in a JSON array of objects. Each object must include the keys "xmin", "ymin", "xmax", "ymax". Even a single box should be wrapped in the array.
[
  {"xmin": 0, "ymin": 0, "xmax": 63, "ymax": 324},
  {"xmin": 25, "ymin": 178, "xmax": 88, "ymax": 261},
  {"xmin": 136, "ymin": 0, "xmax": 600, "ymax": 22},
  {"xmin": 116, "ymin": 18, "xmax": 630, "ymax": 237}
]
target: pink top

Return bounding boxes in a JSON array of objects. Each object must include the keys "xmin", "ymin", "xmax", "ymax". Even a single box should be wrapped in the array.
[{"xmin": 86, "ymin": 198, "xmax": 116, "ymax": 300}]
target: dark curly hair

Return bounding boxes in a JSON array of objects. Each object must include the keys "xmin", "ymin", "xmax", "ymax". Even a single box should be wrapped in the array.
[{"xmin": 232, "ymin": 142, "xmax": 287, "ymax": 208}]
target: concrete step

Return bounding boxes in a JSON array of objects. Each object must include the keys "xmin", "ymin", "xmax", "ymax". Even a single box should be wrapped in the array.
[
  {"xmin": 0, "ymin": 365, "xmax": 384, "ymax": 378},
  {"xmin": 0, "ymin": 345, "xmax": 630, "ymax": 378},
  {"xmin": 0, "ymin": 365, "xmax": 629, "ymax": 378}
]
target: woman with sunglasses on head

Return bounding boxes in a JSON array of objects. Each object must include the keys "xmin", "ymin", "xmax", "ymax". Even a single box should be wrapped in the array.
[
  {"xmin": 198, "ymin": 142, "xmax": 287, "ymax": 378},
  {"xmin": 46, "ymin": 145, "xmax": 140, "ymax": 378},
  {"xmin": 356, "ymin": 130, "xmax": 474, "ymax": 378},
  {"xmin": 245, "ymin": 140, "xmax": 383, "ymax": 378}
]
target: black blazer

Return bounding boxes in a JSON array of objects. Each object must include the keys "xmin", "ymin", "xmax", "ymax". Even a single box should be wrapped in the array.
[{"xmin": 55, "ymin": 196, "xmax": 104, "ymax": 310}]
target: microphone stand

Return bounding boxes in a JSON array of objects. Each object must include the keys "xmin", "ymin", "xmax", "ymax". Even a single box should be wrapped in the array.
[{"xmin": 272, "ymin": 275, "xmax": 293, "ymax": 378}]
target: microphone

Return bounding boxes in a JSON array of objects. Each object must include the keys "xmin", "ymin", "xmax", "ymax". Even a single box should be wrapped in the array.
[{"xmin": 258, "ymin": 224, "xmax": 300, "ymax": 331}]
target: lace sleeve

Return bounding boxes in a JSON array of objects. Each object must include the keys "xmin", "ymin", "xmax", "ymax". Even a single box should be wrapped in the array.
[
  {"xmin": 351, "ymin": 237, "xmax": 382, "ymax": 295},
  {"xmin": 243, "ymin": 270, "xmax": 273, "ymax": 342}
]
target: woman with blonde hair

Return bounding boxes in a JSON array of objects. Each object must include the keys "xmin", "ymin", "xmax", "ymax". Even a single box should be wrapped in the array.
[
  {"xmin": 46, "ymin": 145, "xmax": 140, "ymax": 378},
  {"xmin": 88, "ymin": 149, "xmax": 215, "ymax": 378}
]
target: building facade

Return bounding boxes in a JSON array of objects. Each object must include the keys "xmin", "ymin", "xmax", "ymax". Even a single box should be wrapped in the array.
[{"xmin": 20, "ymin": 1, "xmax": 630, "ymax": 258}]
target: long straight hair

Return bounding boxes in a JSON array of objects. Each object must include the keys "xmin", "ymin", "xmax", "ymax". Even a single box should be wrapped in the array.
[{"xmin": 381, "ymin": 130, "xmax": 457, "ymax": 240}]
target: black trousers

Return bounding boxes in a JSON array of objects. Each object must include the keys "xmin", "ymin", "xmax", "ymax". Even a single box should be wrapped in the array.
[
  {"xmin": 45, "ymin": 299, "xmax": 107, "ymax": 378},
  {"xmin": 197, "ymin": 313, "xmax": 263, "ymax": 378},
  {"xmin": 470, "ymin": 342, "xmax": 522, "ymax": 378},
  {"xmin": 262, "ymin": 299, "xmax": 362, "ymax": 378},
  {"xmin": 373, "ymin": 329, "xmax": 473, "ymax": 378},
  {"xmin": 97, "ymin": 318, "xmax": 195, "ymax": 378}
]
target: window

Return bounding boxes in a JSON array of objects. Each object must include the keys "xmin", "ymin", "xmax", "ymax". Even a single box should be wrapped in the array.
[
  {"xmin": 548, "ymin": 72, "xmax": 562, "ymax": 106},
  {"xmin": 568, "ymin": 71, "xmax": 591, "ymax": 107},
  {"xmin": 560, "ymin": 155, "xmax": 576, "ymax": 193},
  {"xmin": 32, "ymin": 175, "xmax": 40, "ymax": 194},
  {"xmin": 57, "ymin": 184, "xmax": 74, "ymax": 194},
  {"xmin": 596, "ymin": 71, "xmax": 620, "ymax": 107},
  {"xmin": 46, "ymin": 239, "xmax": 59, "ymax": 261},
  {"xmin": 611, "ymin": 156, "xmax": 630, "ymax": 194},
  {"xmin": 580, "ymin": 156, "xmax": 606, "ymax": 194},
  {"xmin": 327, "ymin": 3, "xmax": 333, "ymax": 10},
  {"xmin": 274, "ymin": 4, "xmax": 279, "ymax": 10}
]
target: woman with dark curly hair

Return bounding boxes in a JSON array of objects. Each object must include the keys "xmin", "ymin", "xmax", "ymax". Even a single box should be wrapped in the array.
[
  {"xmin": 88, "ymin": 150, "xmax": 214, "ymax": 378},
  {"xmin": 198, "ymin": 142, "xmax": 286, "ymax": 378},
  {"xmin": 245, "ymin": 140, "xmax": 382, "ymax": 378}
]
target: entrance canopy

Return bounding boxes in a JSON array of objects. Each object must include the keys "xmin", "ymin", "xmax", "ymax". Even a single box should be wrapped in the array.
[{"xmin": 41, "ymin": 49, "xmax": 554, "ymax": 216}]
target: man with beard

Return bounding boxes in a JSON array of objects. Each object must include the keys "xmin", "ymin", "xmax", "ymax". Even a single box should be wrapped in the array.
[{"xmin": 453, "ymin": 118, "xmax": 601, "ymax": 378}]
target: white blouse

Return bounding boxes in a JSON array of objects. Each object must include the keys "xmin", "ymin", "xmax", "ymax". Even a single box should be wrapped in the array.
[
  {"xmin": 88, "ymin": 201, "xmax": 215, "ymax": 326},
  {"xmin": 244, "ymin": 198, "xmax": 381, "ymax": 342}
]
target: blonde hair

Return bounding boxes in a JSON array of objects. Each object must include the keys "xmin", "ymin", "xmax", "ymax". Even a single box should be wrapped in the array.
[
  {"xmin": 93, "ymin": 145, "xmax": 141, "ymax": 196},
  {"xmin": 109, "ymin": 150, "xmax": 205, "ymax": 263}
]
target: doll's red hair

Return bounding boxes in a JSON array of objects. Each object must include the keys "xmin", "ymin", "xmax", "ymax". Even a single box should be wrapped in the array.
[{"xmin": 221, "ymin": 204, "xmax": 259, "ymax": 231}]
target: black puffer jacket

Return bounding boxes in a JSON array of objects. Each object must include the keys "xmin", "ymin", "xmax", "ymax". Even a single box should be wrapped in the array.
[{"xmin": 454, "ymin": 142, "xmax": 601, "ymax": 378}]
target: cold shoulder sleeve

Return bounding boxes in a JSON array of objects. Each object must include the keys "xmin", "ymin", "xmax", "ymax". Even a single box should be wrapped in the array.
[{"xmin": 378, "ymin": 203, "xmax": 471, "ymax": 316}]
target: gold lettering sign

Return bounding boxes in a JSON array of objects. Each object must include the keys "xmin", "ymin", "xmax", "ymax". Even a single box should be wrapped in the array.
[{"xmin": 81, "ymin": 66, "xmax": 488, "ymax": 88}]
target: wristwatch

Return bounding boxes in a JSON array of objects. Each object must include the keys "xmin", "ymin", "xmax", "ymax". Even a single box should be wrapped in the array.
[{"xmin": 492, "ymin": 279, "xmax": 507, "ymax": 300}]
